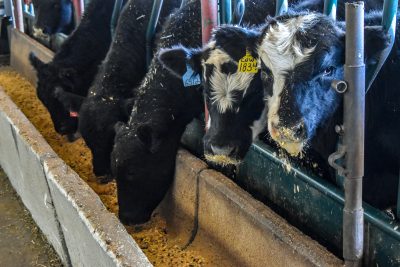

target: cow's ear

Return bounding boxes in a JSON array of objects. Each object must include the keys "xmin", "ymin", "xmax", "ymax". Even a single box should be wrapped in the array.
[
  {"xmin": 137, "ymin": 124, "xmax": 162, "ymax": 153},
  {"xmin": 158, "ymin": 46, "xmax": 202, "ymax": 78},
  {"xmin": 364, "ymin": 25, "xmax": 391, "ymax": 64},
  {"xmin": 29, "ymin": 52, "xmax": 47, "ymax": 71},
  {"xmin": 212, "ymin": 25, "xmax": 261, "ymax": 60}
]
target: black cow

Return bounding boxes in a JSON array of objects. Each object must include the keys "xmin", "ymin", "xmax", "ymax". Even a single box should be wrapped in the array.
[
  {"xmin": 31, "ymin": 0, "xmax": 75, "ymax": 36},
  {"xmin": 258, "ymin": 11, "xmax": 399, "ymax": 209},
  {"xmin": 64, "ymin": 0, "xmax": 181, "ymax": 180},
  {"xmin": 29, "ymin": 0, "xmax": 115, "ymax": 140},
  {"xmin": 113, "ymin": 0, "xmax": 283, "ymax": 225}
]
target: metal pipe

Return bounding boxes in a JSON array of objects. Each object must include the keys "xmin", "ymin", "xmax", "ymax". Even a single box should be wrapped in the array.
[
  {"xmin": 232, "ymin": 0, "xmax": 245, "ymax": 25},
  {"xmin": 72, "ymin": 0, "xmax": 84, "ymax": 24},
  {"xmin": 15, "ymin": 0, "xmax": 24, "ymax": 32},
  {"xmin": 397, "ymin": 170, "xmax": 400, "ymax": 219},
  {"xmin": 220, "ymin": 0, "xmax": 232, "ymax": 24},
  {"xmin": 343, "ymin": 2, "xmax": 365, "ymax": 266},
  {"xmin": 275, "ymin": 0, "xmax": 288, "ymax": 16},
  {"xmin": 201, "ymin": 0, "xmax": 219, "ymax": 130},
  {"xmin": 365, "ymin": 0, "xmax": 398, "ymax": 91},
  {"xmin": 146, "ymin": 0, "xmax": 164, "ymax": 67},
  {"xmin": 111, "ymin": 0, "xmax": 124, "ymax": 37},
  {"xmin": 323, "ymin": 0, "xmax": 338, "ymax": 20}
]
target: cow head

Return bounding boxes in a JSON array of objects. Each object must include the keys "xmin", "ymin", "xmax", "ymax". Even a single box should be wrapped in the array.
[
  {"xmin": 159, "ymin": 26, "xmax": 268, "ymax": 166},
  {"xmin": 111, "ymin": 121, "xmax": 181, "ymax": 225},
  {"xmin": 29, "ymin": 52, "xmax": 80, "ymax": 140},
  {"xmin": 258, "ymin": 12, "xmax": 390, "ymax": 156},
  {"xmin": 32, "ymin": 0, "xmax": 73, "ymax": 35}
]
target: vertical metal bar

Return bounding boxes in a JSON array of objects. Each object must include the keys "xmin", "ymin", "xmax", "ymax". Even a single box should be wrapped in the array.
[
  {"xmin": 324, "ymin": 0, "xmax": 338, "ymax": 20},
  {"xmin": 72, "ymin": 0, "xmax": 84, "ymax": 24},
  {"xmin": 397, "ymin": 170, "xmax": 400, "ymax": 219},
  {"xmin": 365, "ymin": 0, "xmax": 398, "ymax": 91},
  {"xmin": 343, "ymin": 2, "xmax": 365, "ymax": 266},
  {"xmin": 232, "ymin": 0, "xmax": 245, "ymax": 25},
  {"xmin": 111, "ymin": 0, "xmax": 124, "ymax": 37},
  {"xmin": 146, "ymin": 0, "xmax": 164, "ymax": 67},
  {"xmin": 275, "ymin": 0, "xmax": 288, "ymax": 16},
  {"xmin": 15, "ymin": 0, "xmax": 24, "ymax": 32},
  {"xmin": 201, "ymin": 0, "xmax": 219, "ymax": 130},
  {"xmin": 220, "ymin": 0, "xmax": 232, "ymax": 24}
]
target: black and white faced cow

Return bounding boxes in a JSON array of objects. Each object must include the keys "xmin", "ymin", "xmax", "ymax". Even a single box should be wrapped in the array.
[
  {"xmin": 160, "ymin": 27, "xmax": 267, "ymax": 166},
  {"xmin": 31, "ymin": 0, "xmax": 75, "ymax": 37},
  {"xmin": 258, "ymin": 11, "xmax": 399, "ymax": 209},
  {"xmin": 29, "ymin": 0, "xmax": 115, "ymax": 140}
]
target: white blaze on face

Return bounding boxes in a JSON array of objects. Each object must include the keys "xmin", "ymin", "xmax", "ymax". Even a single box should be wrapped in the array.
[
  {"xmin": 203, "ymin": 49, "xmax": 255, "ymax": 113},
  {"xmin": 257, "ymin": 14, "xmax": 318, "ymax": 145}
]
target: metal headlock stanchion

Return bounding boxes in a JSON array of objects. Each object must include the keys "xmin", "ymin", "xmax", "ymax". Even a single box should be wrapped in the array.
[
  {"xmin": 146, "ymin": 0, "xmax": 164, "ymax": 67},
  {"xmin": 275, "ymin": 0, "xmax": 288, "ymax": 16},
  {"xmin": 111, "ymin": 0, "xmax": 124, "ymax": 37},
  {"xmin": 324, "ymin": 0, "xmax": 338, "ymax": 20},
  {"xmin": 365, "ymin": 0, "xmax": 398, "ymax": 91},
  {"xmin": 15, "ymin": 0, "xmax": 24, "ymax": 32},
  {"xmin": 232, "ymin": 0, "xmax": 245, "ymax": 24},
  {"xmin": 201, "ymin": 0, "xmax": 218, "ymax": 129},
  {"xmin": 220, "ymin": 0, "xmax": 232, "ymax": 24},
  {"xmin": 72, "ymin": 0, "xmax": 84, "ymax": 25},
  {"xmin": 343, "ymin": 3, "xmax": 365, "ymax": 266}
]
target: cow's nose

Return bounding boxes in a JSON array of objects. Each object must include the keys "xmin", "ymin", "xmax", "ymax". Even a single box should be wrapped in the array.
[
  {"xmin": 211, "ymin": 145, "xmax": 235, "ymax": 156},
  {"xmin": 293, "ymin": 122, "xmax": 306, "ymax": 140}
]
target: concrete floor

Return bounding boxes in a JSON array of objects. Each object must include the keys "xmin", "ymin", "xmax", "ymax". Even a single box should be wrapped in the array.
[{"xmin": 0, "ymin": 167, "xmax": 62, "ymax": 267}]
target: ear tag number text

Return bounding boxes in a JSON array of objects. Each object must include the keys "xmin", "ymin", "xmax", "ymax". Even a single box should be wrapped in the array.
[
  {"xmin": 183, "ymin": 64, "xmax": 201, "ymax": 87},
  {"xmin": 238, "ymin": 50, "xmax": 258, "ymax": 73}
]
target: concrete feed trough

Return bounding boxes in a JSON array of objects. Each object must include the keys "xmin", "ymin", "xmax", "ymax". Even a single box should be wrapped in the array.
[{"xmin": 0, "ymin": 29, "xmax": 343, "ymax": 266}]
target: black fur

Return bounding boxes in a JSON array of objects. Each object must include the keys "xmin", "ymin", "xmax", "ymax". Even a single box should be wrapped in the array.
[
  {"xmin": 29, "ymin": 0, "xmax": 115, "ymax": 138},
  {"xmin": 77, "ymin": 0, "xmax": 180, "ymax": 178}
]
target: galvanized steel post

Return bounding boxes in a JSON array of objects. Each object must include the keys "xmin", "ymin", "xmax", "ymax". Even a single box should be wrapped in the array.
[
  {"xmin": 324, "ymin": 0, "xmax": 338, "ymax": 20},
  {"xmin": 220, "ymin": 0, "xmax": 232, "ymax": 24},
  {"xmin": 111, "ymin": 0, "xmax": 124, "ymax": 37},
  {"xmin": 72, "ymin": 0, "xmax": 84, "ymax": 25},
  {"xmin": 15, "ymin": 0, "xmax": 24, "ymax": 32},
  {"xmin": 343, "ymin": 2, "xmax": 365, "ymax": 266},
  {"xmin": 146, "ymin": 0, "xmax": 164, "ymax": 67},
  {"xmin": 275, "ymin": 0, "xmax": 288, "ymax": 16},
  {"xmin": 232, "ymin": 0, "xmax": 245, "ymax": 25},
  {"xmin": 201, "ymin": 0, "xmax": 218, "ymax": 129}
]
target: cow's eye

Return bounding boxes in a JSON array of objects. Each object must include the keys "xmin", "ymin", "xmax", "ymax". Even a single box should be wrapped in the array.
[{"xmin": 322, "ymin": 66, "xmax": 336, "ymax": 76}]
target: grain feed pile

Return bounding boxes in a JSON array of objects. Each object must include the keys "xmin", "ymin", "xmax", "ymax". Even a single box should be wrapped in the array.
[{"xmin": 0, "ymin": 68, "xmax": 206, "ymax": 267}]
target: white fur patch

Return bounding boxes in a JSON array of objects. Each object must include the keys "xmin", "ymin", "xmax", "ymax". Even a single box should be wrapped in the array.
[
  {"xmin": 258, "ymin": 14, "xmax": 318, "ymax": 138},
  {"xmin": 204, "ymin": 49, "xmax": 255, "ymax": 113}
]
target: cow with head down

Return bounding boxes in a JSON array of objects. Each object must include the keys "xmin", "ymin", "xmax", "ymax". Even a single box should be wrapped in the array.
[
  {"xmin": 29, "ymin": 0, "xmax": 115, "ymax": 141},
  {"xmin": 31, "ymin": 0, "xmax": 75, "ymax": 37}
]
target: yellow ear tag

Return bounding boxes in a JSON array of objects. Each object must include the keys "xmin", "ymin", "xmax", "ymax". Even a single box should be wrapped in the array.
[{"xmin": 238, "ymin": 50, "xmax": 259, "ymax": 73}]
